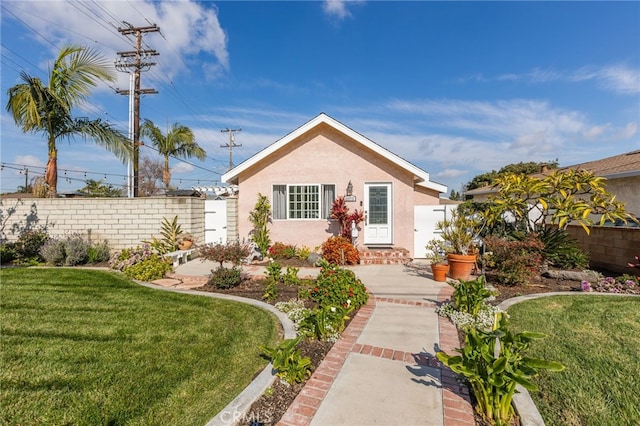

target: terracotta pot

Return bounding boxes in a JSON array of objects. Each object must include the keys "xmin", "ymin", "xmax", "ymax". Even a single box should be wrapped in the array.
[
  {"xmin": 178, "ymin": 240, "xmax": 193, "ymax": 250},
  {"xmin": 431, "ymin": 263, "xmax": 449, "ymax": 282},
  {"xmin": 447, "ymin": 253, "xmax": 476, "ymax": 280}
]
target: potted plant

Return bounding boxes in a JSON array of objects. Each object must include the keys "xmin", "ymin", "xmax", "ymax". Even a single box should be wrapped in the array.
[
  {"xmin": 425, "ymin": 238, "xmax": 449, "ymax": 282},
  {"xmin": 436, "ymin": 209, "xmax": 483, "ymax": 280},
  {"xmin": 178, "ymin": 233, "xmax": 196, "ymax": 250}
]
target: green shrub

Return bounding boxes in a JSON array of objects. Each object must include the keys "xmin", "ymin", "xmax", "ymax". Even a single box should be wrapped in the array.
[
  {"xmin": 261, "ymin": 336, "xmax": 313, "ymax": 385},
  {"xmin": 531, "ymin": 227, "xmax": 589, "ymax": 269},
  {"xmin": 296, "ymin": 245, "xmax": 311, "ymax": 261},
  {"xmin": 298, "ymin": 305, "xmax": 351, "ymax": 342},
  {"xmin": 484, "ymin": 234, "xmax": 544, "ymax": 286},
  {"xmin": 13, "ymin": 229, "xmax": 48, "ymax": 264},
  {"xmin": 437, "ymin": 275, "xmax": 501, "ymax": 330},
  {"xmin": 123, "ymin": 254, "xmax": 172, "ymax": 281},
  {"xmin": 451, "ymin": 275, "xmax": 496, "ymax": 316},
  {"xmin": 321, "ymin": 236, "xmax": 360, "ymax": 265},
  {"xmin": 40, "ymin": 234, "xmax": 103, "ymax": 266},
  {"xmin": 263, "ymin": 279, "xmax": 278, "ymax": 302},
  {"xmin": 210, "ymin": 266, "xmax": 243, "ymax": 289},
  {"xmin": 62, "ymin": 233, "xmax": 90, "ymax": 266},
  {"xmin": 265, "ymin": 260, "xmax": 283, "ymax": 282},
  {"xmin": 283, "ymin": 267, "xmax": 300, "ymax": 286},
  {"xmin": 40, "ymin": 238, "xmax": 66, "ymax": 265},
  {"xmin": 87, "ymin": 240, "xmax": 111, "ymax": 264},
  {"xmin": 0, "ymin": 242, "xmax": 17, "ymax": 265},
  {"xmin": 311, "ymin": 261, "xmax": 368, "ymax": 309}
]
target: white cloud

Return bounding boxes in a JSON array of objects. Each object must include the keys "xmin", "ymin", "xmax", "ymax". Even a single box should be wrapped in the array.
[
  {"xmin": 3, "ymin": 1, "xmax": 229, "ymax": 89},
  {"xmin": 322, "ymin": 0, "xmax": 365, "ymax": 20},
  {"xmin": 582, "ymin": 125, "xmax": 608, "ymax": 140},
  {"xmin": 613, "ymin": 122, "xmax": 638, "ymax": 140},
  {"xmin": 323, "ymin": 1, "xmax": 352, "ymax": 19},
  {"xmin": 597, "ymin": 65, "xmax": 640, "ymax": 94},
  {"xmin": 436, "ymin": 168, "xmax": 467, "ymax": 178},
  {"xmin": 14, "ymin": 155, "xmax": 45, "ymax": 169},
  {"xmin": 477, "ymin": 64, "xmax": 639, "ymax": 95}
]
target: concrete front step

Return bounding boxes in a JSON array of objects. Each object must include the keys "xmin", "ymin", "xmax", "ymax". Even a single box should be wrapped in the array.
[{"xmin": 359, "ymin": 248, "xmax": 412, "ymax": 265}]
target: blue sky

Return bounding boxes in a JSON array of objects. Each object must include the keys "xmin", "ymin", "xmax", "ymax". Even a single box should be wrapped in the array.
[{"xmin": 1, "ymin": 1, "xmax": 639, "ymax": 195}]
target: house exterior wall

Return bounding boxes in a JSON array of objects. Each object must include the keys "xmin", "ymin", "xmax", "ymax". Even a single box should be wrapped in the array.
[
  {"xmin": 414, "ymin": 185, "xmax": 444, "ymax": 205},
  {"xmin": 0, "ymin": 197, "xmax": 205, "ymax": 251},
  {"xmin": 236, "ymin": 124, "xmax": 439, "ymax": 256},
  {"xmin": 606, "ymin": 176, "xmax": 640, "ymax": 216},
  {"xmin": 565, "ymin": 224, "xmax": 640, "ymax": 275}
]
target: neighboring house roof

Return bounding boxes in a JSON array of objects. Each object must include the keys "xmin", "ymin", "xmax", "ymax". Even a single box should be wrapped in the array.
[
  {"xmin": 221, "ymin": 113, "xmax": 447, "ymax": 193},
  {"xmin": 465, "ymin": 150, "xmax": 640, "ymax": 196}
]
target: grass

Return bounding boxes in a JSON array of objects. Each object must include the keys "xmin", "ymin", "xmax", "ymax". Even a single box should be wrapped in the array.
[
  {"xmin": 506, "ymin": 295, "xmax": 640, "ymax": 426},
  {"xmin": 0, "ymin": 268, "xmax": 280, "ymax": 425}
]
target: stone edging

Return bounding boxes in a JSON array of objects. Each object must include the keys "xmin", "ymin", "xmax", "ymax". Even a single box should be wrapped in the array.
[{"xmin": 497, "ymin": 291, "xmax": 640, "ymax": 426}]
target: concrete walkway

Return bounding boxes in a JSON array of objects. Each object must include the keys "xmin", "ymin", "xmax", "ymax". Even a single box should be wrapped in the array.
[{"xmin": 165, "ymin": 260, "xmax": 475, "ymax": 425}]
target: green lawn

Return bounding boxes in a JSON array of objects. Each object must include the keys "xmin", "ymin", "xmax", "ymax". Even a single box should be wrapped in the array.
[
  {"xmin": 0, "ymin": 268, "xmax": 279, "ymax": 425},
  {"xmin": 506, "ymin": 295, "xmax": 640, "ymax": 426}
]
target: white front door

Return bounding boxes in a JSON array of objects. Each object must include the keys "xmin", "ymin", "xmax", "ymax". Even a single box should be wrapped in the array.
[{"xmin": 364, "ymin": 183, "xmax": 392, "ymax": 245}]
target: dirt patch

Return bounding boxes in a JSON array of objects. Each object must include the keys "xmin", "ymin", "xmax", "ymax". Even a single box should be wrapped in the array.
[{"xmin": 488, "ymin": 272, "xmax": 581, "ymax": 304}]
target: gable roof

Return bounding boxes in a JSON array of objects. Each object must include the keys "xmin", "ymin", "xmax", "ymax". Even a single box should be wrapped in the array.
[
  {"xmin": 465, "ymin": 149, "xmax": 640, "ymax": 196},
  {"xmin": 221, "ymin": 113, "xmax": 447, "ymax": 193}
]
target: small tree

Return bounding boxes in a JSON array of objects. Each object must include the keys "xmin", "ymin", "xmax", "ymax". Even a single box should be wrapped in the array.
[
  {"xmin": 139, "ymin": 156, "xmax": 164, "ymax": 196},
  {"xmin": 484, "ymin": 169, "xmax": 636, "ymax": 235},
  {"xmin": 249, "ymin": 193, "xmax": 271, "ymax": 256}
]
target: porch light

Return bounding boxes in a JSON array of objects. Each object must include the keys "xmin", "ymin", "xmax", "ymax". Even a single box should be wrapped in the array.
[{"xmin": 346, "ymin": 180, "xmax": 353, "ymax": 196}]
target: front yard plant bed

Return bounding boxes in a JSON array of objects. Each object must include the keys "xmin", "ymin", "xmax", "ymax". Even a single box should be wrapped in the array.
[
  {"xmin": 0, "ymin": 268, "xmax": 279, "ymax": 426},
  {"xmin": 196, "ymin": 263, "xmax": 367, "ymax": 425}
]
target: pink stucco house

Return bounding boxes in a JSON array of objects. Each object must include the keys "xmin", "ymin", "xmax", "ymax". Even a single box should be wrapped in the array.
[{"xmin": 221, "ymin": 113, "xmax": 447, "ymax": 259}]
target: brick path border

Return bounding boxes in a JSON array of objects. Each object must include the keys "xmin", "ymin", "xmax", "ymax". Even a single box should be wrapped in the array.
[{"xmin": 278, "ymin": 288, "xmax": 475, "ymax": 426}]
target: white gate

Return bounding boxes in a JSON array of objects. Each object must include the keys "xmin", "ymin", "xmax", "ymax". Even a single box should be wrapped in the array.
[
  {"xmin": 204, "ymin": 199, "xmax": 228, "ymax": 244},
  {"xmin": 413, "ymin": 204, "xmax": 457, "ymax": 258}
]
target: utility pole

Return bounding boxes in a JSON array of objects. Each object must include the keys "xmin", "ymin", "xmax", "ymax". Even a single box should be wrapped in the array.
[
  {"xmin": 115, "ymin": 22, "xmax": 159, "ymax": 197},
  {"xmin": 220, "ymin": 128, "xmax": 242, "ymax": 171}
]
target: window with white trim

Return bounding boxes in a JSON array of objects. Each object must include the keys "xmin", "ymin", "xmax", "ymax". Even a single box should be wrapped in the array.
[{"xmin": 273, "ymin": 184, "xmax": 335, "ymax": 220}]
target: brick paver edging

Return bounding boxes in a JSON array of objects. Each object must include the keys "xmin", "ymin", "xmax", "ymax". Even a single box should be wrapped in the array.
[
  {"xmin": 437, "ymin": 286, "xmax": 476, "ymax": 425},
  {"xmin": 279, "ymin": 287, "xmax": 476, "ymax": 426}
]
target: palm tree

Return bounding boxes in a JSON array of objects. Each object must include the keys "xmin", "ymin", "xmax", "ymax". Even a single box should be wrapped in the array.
[
  {"xmin": 6, "ymin": 45, "xmax": 131, "ymax": 197},
  {"xmin": 140, "ymin": 119, "xmax": 206, "ymax": 189}
]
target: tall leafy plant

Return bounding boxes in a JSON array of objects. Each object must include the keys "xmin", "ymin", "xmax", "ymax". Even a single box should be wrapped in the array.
[
  {"xmin": 330, "ymin": 196, "xmax": 364, "ymax": 241},
  {"xmin": 249, "ymin": 193, "xmax": 271, "ymax": 256},
  {"xmin": 437, "ymin": 313, "xmax": 565, "ymax": 426}
]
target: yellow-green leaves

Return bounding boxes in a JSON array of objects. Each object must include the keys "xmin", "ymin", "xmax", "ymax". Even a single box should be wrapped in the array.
[{"xmin": 486, "ymin": 170, "xmax": 634, "ymax": 234}]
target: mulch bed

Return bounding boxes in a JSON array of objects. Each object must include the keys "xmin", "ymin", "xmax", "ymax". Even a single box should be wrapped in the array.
[{"xmin": 195, "ymin": 262, "xmax": 333, "ymax": 426}]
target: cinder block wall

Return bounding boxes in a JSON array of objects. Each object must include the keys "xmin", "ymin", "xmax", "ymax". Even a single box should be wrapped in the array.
[
  {"xmin": 565, "ymin": 225, "xmax": 640, "ymax": 275},
  {"xmin": 226, "ymin": 197, "xmax": 239, "ymax": 242},
  {"xmin": 1, "ymin": 197, "xmax": 205, "ymax": 251}
]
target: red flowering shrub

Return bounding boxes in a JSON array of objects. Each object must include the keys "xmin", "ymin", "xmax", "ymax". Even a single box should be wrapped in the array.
[
  {"xmin": 484, "ymin": 234, "xmax": 544, "ymax": 286},
  {"xmin": 321, "ymin": 236, "xmax": 360, "ymax": 265},
  {"xmin": 310, "ymin": 262, "xmax": 369, "ymax": 309},
  {"xmin": 268, "ymin": 242, "xmax": 296, "ymax": 259}
]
